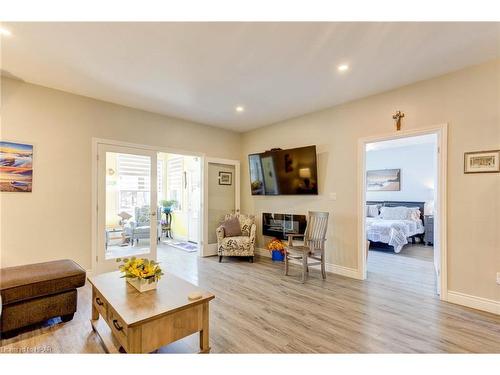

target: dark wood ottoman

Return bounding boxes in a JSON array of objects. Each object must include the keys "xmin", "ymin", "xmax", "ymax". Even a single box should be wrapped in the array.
[{"xmin": 0, "ymin": 259, "xmax": 86, "ymax": 337}]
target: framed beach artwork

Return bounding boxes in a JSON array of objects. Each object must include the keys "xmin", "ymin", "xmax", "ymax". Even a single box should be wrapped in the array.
[
  {"xmin": 366, "ymin": 169, "xmax": 401, "ymax": 191},
  {"xmin": 0, "ymin": 141, "xmax": 34, "ymax": 192},
  {"xmin": 464, "ymin": 150, "xmax": 500, "ymax": 174}
]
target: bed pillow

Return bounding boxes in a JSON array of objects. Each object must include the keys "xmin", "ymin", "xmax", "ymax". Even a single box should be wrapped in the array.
[
  {"xmin": 366, "ymin": 205, "xmax": 379, "ymax": 217},
  {"xmin": 406, "ymin": 207, "xmax": 421, "ymax": 221},
  {"xmin": 379, "ymin": 206, "xmax": 409, "ymax": 220}
]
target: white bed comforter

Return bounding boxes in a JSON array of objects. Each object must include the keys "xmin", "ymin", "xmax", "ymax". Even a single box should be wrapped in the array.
[{"xmin": 366, "ymin": 217, "xmax": 425, "ymax": 253}]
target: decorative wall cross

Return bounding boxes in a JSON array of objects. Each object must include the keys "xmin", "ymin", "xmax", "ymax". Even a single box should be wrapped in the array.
[{"xmin": 392, "ymin": 110, "xmax": 405, "ymax": 131}]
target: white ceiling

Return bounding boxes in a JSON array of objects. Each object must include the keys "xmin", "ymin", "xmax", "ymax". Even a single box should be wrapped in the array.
[{"xmin": 2, "ymin": 22, "xmax": 499, "ymax": 132}]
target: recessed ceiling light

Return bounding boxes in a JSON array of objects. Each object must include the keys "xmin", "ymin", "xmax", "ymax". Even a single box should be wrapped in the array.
[
  {"xmin": 0, "ymin": 27, "xmax": 12, "ymax": 37},
  {"xmin": 337, "ymin": 64, "xmax": 349, "ymax": 72},
  {"xmin": 235, "ymin": 106, "xmax": 245, "ymax": 113}
]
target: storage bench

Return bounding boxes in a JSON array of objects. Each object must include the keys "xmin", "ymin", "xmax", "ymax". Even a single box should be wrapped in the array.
[{"xmin": 0, "ymin": 259, "xmax": 86, "ymax": 336}]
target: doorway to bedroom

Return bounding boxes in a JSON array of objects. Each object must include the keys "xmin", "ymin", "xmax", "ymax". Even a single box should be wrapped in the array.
[{"xmin": 359, "ymin": 128, "xmax": 446, "ymax": 297}]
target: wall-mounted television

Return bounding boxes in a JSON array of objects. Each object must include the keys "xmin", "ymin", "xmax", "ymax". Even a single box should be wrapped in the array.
[{"xmin": 248, "ymin": 145, "xmax": 318, "ymax": 195}]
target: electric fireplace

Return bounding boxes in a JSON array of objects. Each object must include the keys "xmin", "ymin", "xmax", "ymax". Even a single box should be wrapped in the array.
[{"xmin": 262, "ymin": 213, "xmax": 307, "ymax": 240}]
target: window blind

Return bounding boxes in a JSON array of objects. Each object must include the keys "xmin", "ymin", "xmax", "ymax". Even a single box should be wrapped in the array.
[
  {"xmin": 167, "ymin": 156, "xmax": 183, "ymax": 210},
  {"xmin": 116, "ymin": 154, "xmax": 162, "ymax": 192}
]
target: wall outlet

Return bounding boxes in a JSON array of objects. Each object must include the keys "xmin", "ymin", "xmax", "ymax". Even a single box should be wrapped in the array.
[
  {"xmin": 329, "ymin": 192, "xmax": 337, "ymax": 201},
  {"xmin": 497, "ymin": 272, "xmax": 500, "ymax": 285}
]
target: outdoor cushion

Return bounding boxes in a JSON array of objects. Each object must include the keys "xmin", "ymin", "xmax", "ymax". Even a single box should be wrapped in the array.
[
  {"xmin": 134, "ymin": 226, "xmax": 150, "ymax": 234},
  {"xmin": 0, "ymin": 259, "xmax": 86, "ymax": 305}
]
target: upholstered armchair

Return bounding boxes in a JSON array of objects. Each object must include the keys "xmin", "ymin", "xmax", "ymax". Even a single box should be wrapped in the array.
[
  {"xmin": 216, "ymin": 213, "xmax": 256, "ymax": 263},
  {"xmin": 125, "ymin": 206, "xmax": 162, "ymax": 245}
]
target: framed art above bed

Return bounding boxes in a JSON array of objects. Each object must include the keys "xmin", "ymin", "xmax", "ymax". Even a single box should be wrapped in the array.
[{"xmin": 366, "ymin": 169, "xmax": 401, "ymax": 191}]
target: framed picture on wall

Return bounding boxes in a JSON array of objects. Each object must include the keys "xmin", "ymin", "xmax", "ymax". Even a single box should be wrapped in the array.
[
  {"xmin": 0, "ymin": 141, "xmax": 34, "ymax": 192},
  {"xmin": 219, "ymin": 171, "xmax": 232, "ymax": 185},
  {"xmin": 366, "ymin": 169, "xmax": 401, "ymax": 191},
  {"xmin": 464, "ymin": 150, "xmax": 500, "ymax": 174}
]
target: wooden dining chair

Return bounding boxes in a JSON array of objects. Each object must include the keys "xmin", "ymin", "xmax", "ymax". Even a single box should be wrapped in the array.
[{"xmin": 285, "ymin": 211, "xmax": 329, "ymax": 283}]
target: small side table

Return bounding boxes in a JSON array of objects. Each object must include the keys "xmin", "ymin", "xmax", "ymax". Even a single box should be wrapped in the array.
[
  {"xmin": 105, "ymin": 227, "xmax": 130, "ymax": 249},
  {"xmin": 424, "ymin": 215, "xmax": 434, "ymax": 246}
]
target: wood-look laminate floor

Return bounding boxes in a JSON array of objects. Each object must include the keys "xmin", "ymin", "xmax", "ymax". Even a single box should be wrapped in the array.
[
  {"xmin": 1, "ymin": 244, "xmax": 500, "ymax": 353},
  {"xmin": 370, "ymin": 242, "xmax": 434, "ymax": 262}
]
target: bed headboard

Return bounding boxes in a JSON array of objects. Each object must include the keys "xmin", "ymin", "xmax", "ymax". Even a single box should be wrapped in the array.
[{"xmin": 366, "ymin": 201, "xmax": 425, "ymax": 223}]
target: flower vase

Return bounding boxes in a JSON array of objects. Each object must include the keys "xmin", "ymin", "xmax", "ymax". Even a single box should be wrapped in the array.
[
  {"xmin": 271, "ymin": 250, "xmax": 285, "ymax": 262},
  {"xmin": 127, "ymin": 277, "xmax": 157, "ymax": 292}
]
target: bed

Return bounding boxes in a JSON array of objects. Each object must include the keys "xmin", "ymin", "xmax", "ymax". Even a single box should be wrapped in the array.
[{"xmin": 366, "ymin": 201, "xmax": 425, "ymax": 253}]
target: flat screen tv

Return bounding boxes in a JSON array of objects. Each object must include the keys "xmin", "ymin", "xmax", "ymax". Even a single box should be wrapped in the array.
[{"xmin": 248, "ymin": 145, "xmax": 318, "ymax": 195}]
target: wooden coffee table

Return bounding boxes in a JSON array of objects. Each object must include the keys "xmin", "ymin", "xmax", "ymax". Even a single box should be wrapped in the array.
[{"xmin": 87, "ymin": 271, "xmax": 215, "ymax": 353}]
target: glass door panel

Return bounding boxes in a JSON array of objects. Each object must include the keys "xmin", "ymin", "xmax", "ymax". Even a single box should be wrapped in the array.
[{"xmin": 97, "ymin": 144, "xmax": 157, "ymax": 274}]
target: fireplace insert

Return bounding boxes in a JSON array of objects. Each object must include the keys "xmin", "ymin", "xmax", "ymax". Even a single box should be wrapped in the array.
[{"xmin": 262, "ymin": 213, "xmax": 307, "ymax": 240}]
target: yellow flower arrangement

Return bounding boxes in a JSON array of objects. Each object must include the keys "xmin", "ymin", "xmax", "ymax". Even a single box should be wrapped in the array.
[
  {"xmin": 116, "ymin": 257, "xmax": 164, "ymax": 284},
  {"xmin": 267, "ymin": 238, "xmax": 285, "ymax": 254}
]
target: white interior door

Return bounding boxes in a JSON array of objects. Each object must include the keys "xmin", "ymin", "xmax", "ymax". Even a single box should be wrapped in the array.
[
  {"xmin": 187, "ymin": 160, "xmax": 201, "ymax": 243},
  {"xmin": 202, "ymin": 158, "xmax": 240, "ymax": 257},
  {"xmin": 96, "ymin": 143, "xmax": 158, "ymax": 274}
]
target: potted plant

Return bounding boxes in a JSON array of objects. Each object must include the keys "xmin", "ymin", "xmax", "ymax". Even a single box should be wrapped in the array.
[
  {"xmin": 160, "ymin": 199, "xmax": 177, "ymax": 214},
  {"xmin": 267, "ymin": 238, "xmax": 286, "ymax": 262},
  {"xmin": 116, "ymin": 257, "xmax": 164, "ymax": 292}
]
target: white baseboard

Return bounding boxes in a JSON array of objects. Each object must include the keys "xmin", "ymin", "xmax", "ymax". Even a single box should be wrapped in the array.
[
  {"xmin": 447, "ymin": 290, "xmax": 500, "ymax": 315},
  {"xmin": 256, "ymin": 248, "xmax": 362, "ymax": 280},
  {"xmin": 256, "ymin": 248, "xmax": 271, "ymax": 258},
  {"xmin": 202, "ymin": 243, "xmax": 218, "ymax": 257},
  {"xmin": 325, "ymin": 263, "xmax": 363, "ymax": 280}
]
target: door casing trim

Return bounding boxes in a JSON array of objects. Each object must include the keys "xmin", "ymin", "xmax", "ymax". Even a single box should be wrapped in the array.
[{"xmin": 357, "ymin": 123, "xmax": 448, "ymax": 301}]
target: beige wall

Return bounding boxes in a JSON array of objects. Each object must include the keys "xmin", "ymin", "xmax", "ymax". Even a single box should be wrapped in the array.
[
  {"xmin": 241, "ymin": 60, "xmax": 500, "ymax": 302},
  {"xmin": 0, "ymin": 77, "xmax": 241, "ymax": 270},
  {"xmin": 1, "ymin": 60, "xmax": 499, "ymax": 303}
]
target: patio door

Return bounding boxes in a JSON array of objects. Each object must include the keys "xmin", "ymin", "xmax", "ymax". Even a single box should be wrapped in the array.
[
  {"xmin": 96, "ymin": 143, "xmax": 158, "ymax": 274},
  {"xmin": 202, "ymin": 158, "xmax": 240, "ymax": 256}
]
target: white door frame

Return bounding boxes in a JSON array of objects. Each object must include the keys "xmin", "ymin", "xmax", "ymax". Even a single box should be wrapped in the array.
[
  {"xmin": 202, "ymin": 157, "xmax": 240, "ymax": 257},
  {"xmin": 357, "ymin": 123, "xmax": 448, "ymax": 300},
  {"xmin": 91, "ymin": 138, "xmax": 205, "ymax": 274}
]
